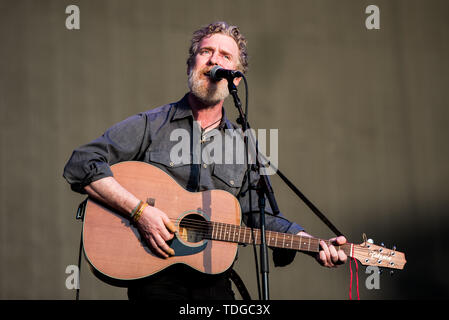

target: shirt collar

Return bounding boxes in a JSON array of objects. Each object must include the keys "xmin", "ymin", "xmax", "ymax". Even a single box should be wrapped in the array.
[
  {"xmin": 172, "ymin": 93, "xmax": 234, "ymax": 131},
  {"xmin": 171, "ymin": 93, "xmax": 194, "ymax": 121}
]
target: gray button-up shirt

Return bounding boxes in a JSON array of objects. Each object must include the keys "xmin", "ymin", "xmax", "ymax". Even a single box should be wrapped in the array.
[{"xmin": 63, "ymin": 94, "xmax": 303, "ymax": 266}]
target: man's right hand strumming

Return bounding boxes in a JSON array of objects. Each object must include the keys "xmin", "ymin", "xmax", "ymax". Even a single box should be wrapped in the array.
[
  {"xmin": 85, "ymin": 176, "xmax": 177, "ymax": 259},
  {"xmin": 135, "ymin": 205, "xmax": 177, "ymax": 259}
]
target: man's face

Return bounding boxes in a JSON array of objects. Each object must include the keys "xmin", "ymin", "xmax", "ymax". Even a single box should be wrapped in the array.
[{"xmin": 188, "ymin": 33, "xmax": 241, "ymax": 106}]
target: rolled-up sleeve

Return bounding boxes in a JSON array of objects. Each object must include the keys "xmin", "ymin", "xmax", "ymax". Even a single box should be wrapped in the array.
[{"xmin": 63, "ymin": 113, "xmax": 149, "ymax": 193}]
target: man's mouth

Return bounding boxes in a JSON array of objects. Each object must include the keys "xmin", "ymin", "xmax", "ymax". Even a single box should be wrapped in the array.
[{"xmin": 203, "ymin": 69, "xmax": 220, "ymax": 83}]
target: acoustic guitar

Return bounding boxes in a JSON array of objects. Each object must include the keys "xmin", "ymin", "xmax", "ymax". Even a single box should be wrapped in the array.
[{"xmin": 82, "ymin": 161, "xmax": 406, "ymax": 283}]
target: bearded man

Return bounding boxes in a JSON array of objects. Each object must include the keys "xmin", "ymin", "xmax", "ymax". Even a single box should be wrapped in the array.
[{"xmin": 63, "ymin": 21, "xmax": 347, "ymax": 300}]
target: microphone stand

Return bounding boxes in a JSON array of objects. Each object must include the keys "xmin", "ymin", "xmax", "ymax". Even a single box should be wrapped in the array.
[
  {"xmin": 226, "ymin": 74, "xmax": 344, "ymax": 300},
  {"xmin": 227, "ymin": 78, "xmax": 274, "ymax": 300}
]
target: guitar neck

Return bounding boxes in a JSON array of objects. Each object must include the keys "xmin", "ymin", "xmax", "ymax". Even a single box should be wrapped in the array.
[{"xmin": 208, "ymin": 221, "xmax": 352, "ymax": 256}]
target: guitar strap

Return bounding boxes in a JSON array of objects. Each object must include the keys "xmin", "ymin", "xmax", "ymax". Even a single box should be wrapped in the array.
[{"xmin": 74, "ymin": 198, "xmax": 88, "ymax": 300}]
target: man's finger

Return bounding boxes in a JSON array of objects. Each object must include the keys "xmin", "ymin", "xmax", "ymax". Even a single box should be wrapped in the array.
[
  {"xmin": 318, "ymin": 251, "xmax": 327, "ymax": 266},
  {"xmin": 154, "ymin": 233, "xmax": 175, "ymax": 256},
  {"xmin": 320, "ymin": 240, "xmax": 334, "ymax": 267},
  {"xmin": 164, "ymin": 217, "xmax": 177, "ymax": 234},
  {"xmin": 329, "ymin": 245, "xmax": 339, "ymax": 264},
  {"xmin": 338, "ymin": 250, "xmax": 347, "ymax": 264},
  {"xmin": 148, "ymin": 236, "xmax": 169, "ymax": 259}
]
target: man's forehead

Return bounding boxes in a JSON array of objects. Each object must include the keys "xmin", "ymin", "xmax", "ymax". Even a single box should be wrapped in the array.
[{"xmin": 198, "ymin": 33, "xmax": 239, "ymax": 54}]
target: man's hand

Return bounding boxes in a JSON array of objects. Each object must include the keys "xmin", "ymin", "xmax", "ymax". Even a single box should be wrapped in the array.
[
  {"xmin": 135, "ymin": 206, "xmax": 177, "ymax": 259},
  {"xmin": 85, "ymin": 177, "xmax": 178, "ymax": 259},
  {"xmin": 298, "ymin": 231, "xmax": 347, "ymax": 268},
  {"xmin": 317, "ymin": 236, "xmax": 347, "ymax": 268}
]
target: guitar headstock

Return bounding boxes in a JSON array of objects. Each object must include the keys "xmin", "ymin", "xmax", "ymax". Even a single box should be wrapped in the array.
[{"xmin": 351, "ymin": 238, "xmax": 406, "ymax": 270}]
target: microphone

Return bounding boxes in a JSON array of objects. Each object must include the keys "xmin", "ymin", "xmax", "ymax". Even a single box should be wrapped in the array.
[{"xmin": 209, "ymin": 65, "xmax": 243, "ymax": 82}]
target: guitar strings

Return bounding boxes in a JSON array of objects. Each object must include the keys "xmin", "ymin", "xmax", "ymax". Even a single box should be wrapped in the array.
[
  {"xmin": 166, "ymin": 220, "xmax": 401, "ymax": 266},
  {"xmin": 166, "ymin": 217, "xmax": 355, "ymax": 253},
  {"xmin": 162, "ymin": 217, "xmax": 401, "ymax": 262},
  {"xmin": 168, "ymin": 218, "xmax": 387, "ymax": 252}
]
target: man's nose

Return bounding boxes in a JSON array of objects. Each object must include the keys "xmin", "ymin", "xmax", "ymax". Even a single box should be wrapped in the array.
[{"xmin": 208, "ymin": 52, "xmax": 220, "ymax": 65}]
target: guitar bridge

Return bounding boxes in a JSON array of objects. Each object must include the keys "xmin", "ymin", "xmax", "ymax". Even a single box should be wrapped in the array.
[{"xmin": 146, "ymin": 198, "xmax": 155, "ymax": 207}]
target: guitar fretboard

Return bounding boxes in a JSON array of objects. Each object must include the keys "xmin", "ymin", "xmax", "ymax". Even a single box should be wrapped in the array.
[{"xmin": 204, "ymin": 221, "xmax": 352, "ymax": 256}]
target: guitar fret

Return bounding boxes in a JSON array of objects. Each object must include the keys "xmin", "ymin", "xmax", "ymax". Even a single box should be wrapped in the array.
[
  {"xmin": 216, "ymin": 223, "xmax": 219, "ymax": 240},
  {"xmin": 224, "ymin": 224, "xmax": 228, "ymax": 241},
  {"xmin": 269, "ymin": 231, "xmax": 275, "ymax": 247},
  {"xmin": 219, "ymin": 222, "xmax": 224, "ymax": 241},
  {"xmin": 215, "ymin": 222, "xmax": 219, "ymax": 240},
  {"xmin": 244, "ymin": 227, "xmax": 248, "ymax": 243}
]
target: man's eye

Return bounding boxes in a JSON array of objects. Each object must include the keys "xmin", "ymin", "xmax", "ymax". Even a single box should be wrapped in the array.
[
  {"xmin": 200, "ymin": 50, "xmax": 210, "ymax": 55},
  {"xmin": 224, "ymin": 55, "xmax": 231, "ymax": 60}
]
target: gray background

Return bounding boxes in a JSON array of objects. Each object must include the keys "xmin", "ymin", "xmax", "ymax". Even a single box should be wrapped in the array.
[{"xmin": 1, "ymin": 0, "xmax": 448, "ymax": 299}]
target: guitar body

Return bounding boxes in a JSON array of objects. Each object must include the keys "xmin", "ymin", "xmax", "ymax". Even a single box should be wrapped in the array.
[{"xmin": 82, "ymin": 161, "xmax": 241, "ymax": 282}]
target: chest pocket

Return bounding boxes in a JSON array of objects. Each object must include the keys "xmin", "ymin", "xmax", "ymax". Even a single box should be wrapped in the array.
[
  {"xmin": 148, "ymin": 151, "xmax": 193, "ymax": 188},
  {"xmin": 212, "ymin": 163, "xmax": 246, "ymax": 196},
  {"xmin": 149, "ymin": 150, "xmax": 188, "ymax": 168}
]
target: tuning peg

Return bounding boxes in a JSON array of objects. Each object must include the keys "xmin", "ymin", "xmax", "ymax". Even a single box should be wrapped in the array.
[
  {"xmin": 367, "ymin": 238, "xmax": 374, "ymax": 244},
  {"xmin": 378, "ymin": 268, "xmax": 383, "ymax": 275},
  {"xmin": 381, "ymin": 242, "xmax": 385, "ymax": 247},
  {"xmin": 390, "ymin": 245, "xmax": 397, "ymax": 256},
  {"xmin": 390, "ymin": 270, "xmax": 394, "ymax": 276}
]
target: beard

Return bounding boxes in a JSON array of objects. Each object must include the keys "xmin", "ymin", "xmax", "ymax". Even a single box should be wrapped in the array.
[{"xmin": 188, "ymin": 66, "xmax": 229, "ymax": 107}]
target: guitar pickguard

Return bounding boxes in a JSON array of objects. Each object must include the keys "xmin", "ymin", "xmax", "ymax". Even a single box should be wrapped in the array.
[{"xmin": 170, "ymin": 210, "xmax": 209, "ymax": 256}]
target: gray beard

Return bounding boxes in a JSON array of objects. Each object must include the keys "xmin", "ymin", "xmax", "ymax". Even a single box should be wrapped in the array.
[{"xmin": 188, "ymin": 68, "xmax": 229, "ymax": 107}]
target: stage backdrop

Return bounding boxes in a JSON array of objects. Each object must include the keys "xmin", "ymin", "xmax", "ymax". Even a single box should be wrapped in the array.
[{"xmin": 1, "ymin": 0, "xmax": 448, "ymax": 299}]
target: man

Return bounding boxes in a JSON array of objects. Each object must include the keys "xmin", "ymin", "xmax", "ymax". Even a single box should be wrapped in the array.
[{"xmin": 63, "ymin": 21, "xmax": 347, "ymax": 300}]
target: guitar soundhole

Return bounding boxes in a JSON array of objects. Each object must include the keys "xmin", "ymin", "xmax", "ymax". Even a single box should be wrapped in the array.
[{"xmin": 178, "ymin": 214, "xmax": 209, "ymax": 244}]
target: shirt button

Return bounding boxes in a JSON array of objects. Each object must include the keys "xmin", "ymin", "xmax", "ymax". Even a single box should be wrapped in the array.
[
  {"xmin": 169, "ymin": 162, "xmax": 174, "ymax": 167},
  {"xmin": 203, "ymin": 164, "xmax": 207, "ymax": 168},
  {"xmin": 230, "ymin": 180, "xmax": 235, "ymax": 185}
]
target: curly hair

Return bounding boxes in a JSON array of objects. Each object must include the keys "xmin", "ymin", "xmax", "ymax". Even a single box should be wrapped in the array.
[{"xmin": 187, "ymin": 21, "xmax": 248, "ymax": 74}]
